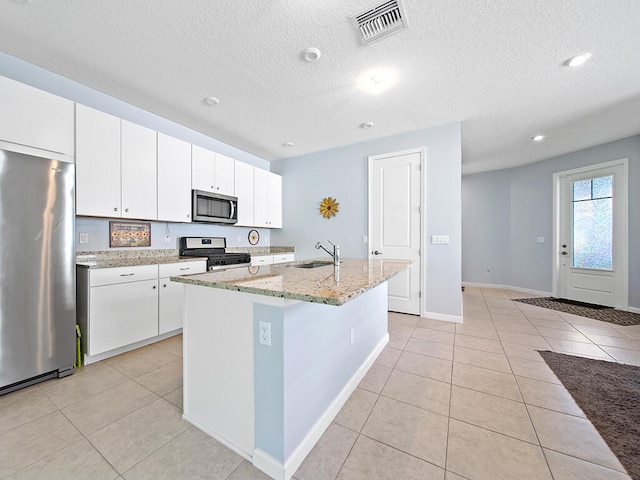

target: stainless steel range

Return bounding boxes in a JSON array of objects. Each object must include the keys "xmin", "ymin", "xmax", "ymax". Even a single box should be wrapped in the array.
[{"xmin": 179, "ymin": 237, "xmax": 251, "ymax": 271}]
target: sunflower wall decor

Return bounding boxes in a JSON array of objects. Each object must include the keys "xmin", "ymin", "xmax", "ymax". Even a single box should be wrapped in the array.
[{"xmin": 319, "ymin": 197, "xmax": 339, "ymax": 219}]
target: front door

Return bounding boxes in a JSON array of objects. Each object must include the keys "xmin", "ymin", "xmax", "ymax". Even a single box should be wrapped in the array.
[
  {"xmin": 554, "ymin": 160, "xmax": 628, "ymax": 308},
  {"xmin": 369, "ymin": 149, "xmax": 422, "ymax": 315}
]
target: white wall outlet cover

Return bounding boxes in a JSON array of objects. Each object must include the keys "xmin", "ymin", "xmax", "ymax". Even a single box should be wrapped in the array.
[
  {"xmin": 259, "ymin": 321, "xmax": 271, "ymax": 346},
  {"xmin": 537, "ymin": 237, "xmax": 545, "ymax": 243},
  {"xmin": 164, "ymin": 234, "xmax": 171, "ymax": 243},
  {"xmin": 362, "ymin": 235, "xmax": 368, "ymax": 243},
  {"xmin": 79, "ymin": 232, "xmax": 88, "ymax": 244},
  {"xmin": 349, "ymin": 327, "xmax": 355, "ymax": 344}
]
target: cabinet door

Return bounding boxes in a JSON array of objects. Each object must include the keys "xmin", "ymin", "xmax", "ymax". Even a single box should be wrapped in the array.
[
  {"xmin": 214, "ymin": 153, "xmax": 235, "ymax": 195},
  {"xmin": 191, "ymin": 144, "xmax": 215, "ymax": 192},
  {"xmin": 88, "ymin": 279, "xmax": 159, "ymax": 355},
  {"xmin": 158, "ymin": 133, "xmax": 192, "ymax": 222},
  {"xmin": 253, "ymin": 167, "xmax": 270, "ymax": 228},
  {"xmin": 0, "ymin": 75, "xmax": 74, "ymax": 157},
  {"xmin": 234, "ymin": 161, "xmax": 254, "ymax": 227},
  {"xmin": 159, "ymin": 278, "xmax": 185, "ymax": 334},
  {"xmin": 121, "ymin": 120, "xmax": 157, "ymax": 220},
  {"xmin": 76, "ymin": 104, "xmax": 122, "ymax": 217},
  {"xmin": 251, "ymin": 255, "xmax": 274, "ymax": 266},
  {"xmin": 268, "ymin": 172, "xmax": 283, "ymax": 228}
]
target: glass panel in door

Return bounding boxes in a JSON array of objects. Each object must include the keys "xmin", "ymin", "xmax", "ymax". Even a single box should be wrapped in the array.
[{"xmin": 571, "ymin": 175, "xmax": 613, "ymax": 270}]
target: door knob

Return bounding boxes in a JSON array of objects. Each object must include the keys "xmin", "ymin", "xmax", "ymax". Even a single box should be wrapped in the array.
[
  {"xmin": 561, "ymin": 251, "xmax": 568, "ymax": 256},
  {"xmin": 372, "ymin": 250, "xmax": 382, "ymax": 255}
]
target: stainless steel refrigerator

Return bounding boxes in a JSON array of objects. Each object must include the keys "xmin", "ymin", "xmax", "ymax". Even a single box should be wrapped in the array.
[{"xmin": 0, "ymin": 149, "xmax": 76, "ymax": 395}]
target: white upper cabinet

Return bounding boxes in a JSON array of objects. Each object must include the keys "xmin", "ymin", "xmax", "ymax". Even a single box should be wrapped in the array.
[
  {"xmin": 0, "ymin": 75, "xmax": 74, "ymax": 159},
  {"xmin": 121, "ymin": 120, "xmax": 157, "ymax": 220},
  {"xmin": 253, "ymin": 168, "xmax": 282, "ymax": 228},
  {"xmin": 234, "ymin": 161, "xmax": 254, "ymax": 227},
  {"xmin": 158, "ymin": 133, "xmax": 192, "ymax": 222},
  {"xmin": 214, "ymin": 153, "xmax": 235, "ymax": 195},
  {"xmin": 76, "ymin": 105, "xmax": 122, "ymax": 217},
  {"xmin": 191, "ymin": 145, "xmax": 235, "ymax": 196}
]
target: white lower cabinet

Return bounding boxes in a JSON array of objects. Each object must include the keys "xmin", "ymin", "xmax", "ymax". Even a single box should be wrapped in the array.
[
  {"xmin": 77, "ymin": 260, "xmax": 206, "ymax": 363},
  {"xmin": 158, "ymin": 261, "xmax": 206, "ymax": 334},
  {"xmin": 272, "ymin": 253, "xmax": 294, "ymax": 264},
  {"xmin": 251, "ymin": 253, "xmax": 294, "ymax": 266},
  {"xmin": 90, "ymin": 278, "xmax": 159, "ymax": 356}
]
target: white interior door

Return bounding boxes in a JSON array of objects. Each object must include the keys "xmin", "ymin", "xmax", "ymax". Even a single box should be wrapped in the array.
[
  {"xmin": 554, "ymin": 160, "xmax": 628, "ymax": 308},
  {"xmin": 369, "ymin": 150, "xmax": 422, "ymax": 315}
]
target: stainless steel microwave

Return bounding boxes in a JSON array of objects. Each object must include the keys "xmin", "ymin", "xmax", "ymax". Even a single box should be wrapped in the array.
[{"xmin": 192, "ymin": 190, "xmax": 238, "ymax": 224}]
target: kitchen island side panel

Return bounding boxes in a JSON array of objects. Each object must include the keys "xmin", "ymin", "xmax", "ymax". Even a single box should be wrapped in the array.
[{"xmin": 253, "ymin": 283, "xmax": 388, "ymax": 463}]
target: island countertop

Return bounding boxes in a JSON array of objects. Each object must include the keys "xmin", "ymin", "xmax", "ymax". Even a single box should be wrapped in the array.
[{"xmin": 171, "ymin": 258, "xmax": 413, "ymax": 306}]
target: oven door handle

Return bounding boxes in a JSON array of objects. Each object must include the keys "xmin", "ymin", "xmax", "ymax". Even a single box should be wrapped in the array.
[{"xmin": 230, "ymin": 200, "xmax": 236, "ymax": 220}]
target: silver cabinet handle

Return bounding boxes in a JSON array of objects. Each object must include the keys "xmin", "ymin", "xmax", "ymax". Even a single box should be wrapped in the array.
[
  {"xmin": 372, "ymin": 250, "xmax": 382, "ymax": 255},
  {"xmin": 561, "ymin": 251, "xmax": 568, "ymax": 256},
  {"xmin": 114, "ymin": 207, "xmax": 118, "ymax": 212},
  {"xmin": 163, "ymin": 283, "xmax": 167, "ymax": 288},
  {"xmin": 125, "ymin": 208, "xmax": 129, "ymax": 213},
  {"xmin": 120, "ymin": 273, "xmax": 135, "ymax": 276},
  {"xmin": 152, "ymin": 285, "xmax": 157, "ymax": 289},
  {"xmin": 179, "ymin": 267, "xmax": 190, "ymax": 271}
]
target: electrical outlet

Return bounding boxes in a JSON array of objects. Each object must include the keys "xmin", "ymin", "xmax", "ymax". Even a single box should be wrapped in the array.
[
  {"xmin": 164, "ymin": 234, "xmax": 171, "ymax": 243},
  {"xmin": 350, "ymin": 328, "xmax": 355, "ymax": 345},
  {"xmin": 362, "ymin": 235, "xmax": 368, "ymax": 243},
  {"xmin": 79, "ymin": 232, "xmax": 88, "ymax": 244},
  {"xmin": 259, "ymin": 321, "xmax": 271, "ymax": 346},
  {"xmin": 237, "ymin": 235, "xmax": 242, "ymax": 243}
]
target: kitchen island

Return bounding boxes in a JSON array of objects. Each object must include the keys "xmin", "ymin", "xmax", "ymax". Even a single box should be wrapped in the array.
[{"xmin": 172, "ymin": 258, "xmax": 412, "ymax": 480}]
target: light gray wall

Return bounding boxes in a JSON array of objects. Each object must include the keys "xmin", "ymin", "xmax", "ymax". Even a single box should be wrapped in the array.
[
  {"xmin": 462, "ymin": 134, "xmax": 640, "ymax": 308},
  {"xmin": 271, "ymin": 123, "xmax": 463, "ymax": 319},
  {"xmin": 0, "ymin": 52, "xmax": 269, "ymax": 169}
]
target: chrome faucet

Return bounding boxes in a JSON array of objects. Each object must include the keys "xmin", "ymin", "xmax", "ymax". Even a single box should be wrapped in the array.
[{"xmin": 315, "ymin": 241, "xmax": 340, "ymax": 266}]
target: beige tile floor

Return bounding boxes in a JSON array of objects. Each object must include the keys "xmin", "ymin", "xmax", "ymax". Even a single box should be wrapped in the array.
[{"xmin": 1, "ymin": 287, "xmax": 639, "ymax": 479}]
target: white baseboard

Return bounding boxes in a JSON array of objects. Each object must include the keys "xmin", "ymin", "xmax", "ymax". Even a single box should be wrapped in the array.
[
  {"xmin": 462, "ymin": 282, "xmax": 552, "ymax": 297},
  {"xmin": 629, "ymin": 306, "xmax": 640, "ymax": 314},
  {"xmin": 421, "ymin": 311, "xmax": 463, "ymax": 323},
  {"xmin": 253, "ymin": 333, "xmax": 389, "ymax": 480}
]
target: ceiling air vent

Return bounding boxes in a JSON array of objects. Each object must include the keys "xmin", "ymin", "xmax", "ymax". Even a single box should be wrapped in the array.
[{"xmin": 353, "ymin": 0, "xmax": 407, "ymax": 45}]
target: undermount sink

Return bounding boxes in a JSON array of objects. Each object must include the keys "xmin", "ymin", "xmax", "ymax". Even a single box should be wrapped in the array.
[{"xmin": 288, "ymin": 261, "xmax": 334, "ymax": 269}]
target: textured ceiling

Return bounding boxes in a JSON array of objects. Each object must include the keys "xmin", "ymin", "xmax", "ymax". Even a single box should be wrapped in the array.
[{"xmin": 1, "ymin": 0, "xmax": 639, "ymax": 173}]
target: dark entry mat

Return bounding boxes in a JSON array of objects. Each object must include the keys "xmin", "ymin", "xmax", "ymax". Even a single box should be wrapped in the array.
[
  {"xmin": 514, "ymin": 297, "xmax": 640, "ymax": 326},
  {"xmin": 540, "ymin": 351, "xmax": 640, "ymax": 479}
]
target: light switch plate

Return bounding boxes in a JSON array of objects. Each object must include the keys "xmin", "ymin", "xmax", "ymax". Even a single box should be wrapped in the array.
[
  {"xmin": 431, "ymin": 235, "xmax": 450, "ymax": 244},
  {"xmin": 79, "ymin": 232, "xmax": 88, "ymax": 244},
  {"xmin": 537, "ymin": 237, "xmax": 545, "ymax": 244}
]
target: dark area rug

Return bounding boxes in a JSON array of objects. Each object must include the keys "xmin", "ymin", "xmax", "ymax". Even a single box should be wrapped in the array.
[
  {"xmin": 539, "ymin": 351, "xmax": 640, "ymax": 479},
  {"xmin": 514, "ymin": 297, "xmax": 640, "ymax": 326}
]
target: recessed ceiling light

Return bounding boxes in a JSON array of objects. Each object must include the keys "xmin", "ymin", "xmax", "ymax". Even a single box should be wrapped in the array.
[
  {"xmin": 531, "ymin": 135, "xmax": 546, "ymax": 142},
  {"xmin": 301, "ymin": 47, "xmax": 322, "ymax": 62},
  {"xmin": 357, "ymin": 67, "xmax": 398, "ymax": 94},
  {"xmin": 203, "ymin": 96, "xmax": 220, "ymax": 106},
  {"xmin": 564, "ymin": 53, "xmax": 592, "ymax": 67},
  {"xmin": 361, "ymin": 122, "xmax": 374, "ymax": 129},
  {"xmin": 283, "ymin": 142, "xmax": 294, "ymax": 148}
]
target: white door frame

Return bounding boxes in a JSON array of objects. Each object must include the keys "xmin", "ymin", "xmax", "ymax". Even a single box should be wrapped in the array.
[
  {"xmin": 552, "ymin": 158, "xmax": 629, "ymax": 309},
  {"xmin": 368, "ymin": 147, "xmax": 425, "ymax": 316}
]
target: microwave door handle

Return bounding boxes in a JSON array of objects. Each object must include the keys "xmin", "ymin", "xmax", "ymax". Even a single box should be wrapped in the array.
[{"xmin": 230, "ymin": 200, "xmax": 235, "ymax": 219}]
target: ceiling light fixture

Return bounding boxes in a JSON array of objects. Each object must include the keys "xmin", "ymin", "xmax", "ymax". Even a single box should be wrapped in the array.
[
  {"xmin": 564, "ymin": 53, "xmax": 592, "ymax": 67},
  {"xmin": 361, "ymin": 122, "xmax": 374, "ymax": 129},
  {"xmin": 203, "ymin": 96, "xmax": 220, "ymax": 106},
  {"xmin": 531, "ymin": 135, "xmax": 546, "ymax": 142},
  {"xmin": 357, "ymin": 67, "xmax": 398, "ymax": 94},
  {"xmin": 283, "ymin": 142, "xmax": 294, "ymax": 148},
  {"xmin": 301, "ymin": 47, "xmax": 322, "ymax": 62}
]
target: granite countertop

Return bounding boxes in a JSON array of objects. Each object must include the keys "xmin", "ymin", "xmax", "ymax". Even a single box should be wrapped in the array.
[
  {"xmin": 171, "ymin": 258, "xmax": 413, "ymax": 306},
  {"xmin": 227, "ymin": 246, "xmax": 295, "ymax": 255},
  {"xmin": 76, "ymin": 249, "xmax": 206, "ymax": 269}
]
